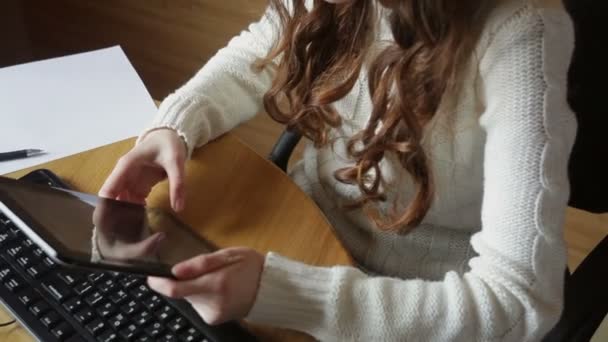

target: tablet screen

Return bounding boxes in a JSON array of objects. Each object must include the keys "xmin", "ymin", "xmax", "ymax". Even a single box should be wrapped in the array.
[{"xmin": 0, "ymin": 176, "xmax": 215, "ymax": 276}]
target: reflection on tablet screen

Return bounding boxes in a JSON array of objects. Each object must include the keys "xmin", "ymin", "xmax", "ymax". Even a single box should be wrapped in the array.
[{"xmin": 0, "ymin": 177, "xmax": 214, "ymax": 273}]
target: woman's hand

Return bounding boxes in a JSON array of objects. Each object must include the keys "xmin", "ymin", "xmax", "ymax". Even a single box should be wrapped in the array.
[
  {"xmin": 147, "ymin": 247, "xmax": 265, "ymax": 325},
  {"xmin": 99, "ymin": 129, "xmax": 187, "ymax": 211}
]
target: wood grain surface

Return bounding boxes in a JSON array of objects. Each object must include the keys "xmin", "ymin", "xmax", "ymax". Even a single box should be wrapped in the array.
[{"xmin": 1, "ymin": 133, "xmax": 350, "ymax": 342}]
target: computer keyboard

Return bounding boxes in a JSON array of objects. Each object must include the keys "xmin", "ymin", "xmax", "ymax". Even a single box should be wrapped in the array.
[{"xmin": 0, "ymin": 172, "xmax": 257, "ymax": 342}]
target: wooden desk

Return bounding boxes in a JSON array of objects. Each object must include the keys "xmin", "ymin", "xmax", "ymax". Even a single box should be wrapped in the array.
[{"xmin": 0, "ymin": 133, "xmax": 351, "ymax": 341}]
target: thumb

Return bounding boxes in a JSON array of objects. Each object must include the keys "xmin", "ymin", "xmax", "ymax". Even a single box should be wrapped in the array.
[
  {"xmin": 173, "ymin": 250, "xmax": 244, "ymax": 280},
  {"xmin": 162, "ymin": 157, "xmax": 186, "ymax": 212}
]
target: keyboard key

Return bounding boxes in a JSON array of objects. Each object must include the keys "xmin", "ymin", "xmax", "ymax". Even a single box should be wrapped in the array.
[
  {"xmin": 109, "ymin": 313, "xmax": 128, "ymax": 330},
  {"xmin": 119, "ymin": 275, "xmax": 141, "ymax": 289},
  {"xmin": 74, "ymin": 281, "xmax": 93, "ymax": 295},
  {"xmin": 21, "ymin": 238, "xmax": 35, "ymax": 248},
  {"xmin": 168, "ymin": 316, "xmax": 187, "ymax": 333},
  {"xmin": 18, "ymin": 289, "xmax": 39, "ymax": 306},
  {"xmin": 155, "ymin": 305, "xmax": 176, "ymax": 322},
  {"xmin": 118, "ymin": 324, "xmax": 139, "ymax": 340},
  {"xmin": 42, "ymin": 279, "xmax": 72, "ymax": 302},
  {"xmin": 40, "ymin": 310, "xmax": 61, "ymax": 328},
  {"xmin": 26, "ymin": 264, "xmax": 49, "ymax": 279},
  {"xmin": 135, "ymin": 334, "xmax": 152, "ymax": 342},
  {"xmin": 157, "ymin": 333, "xmax": 178, "ymax": 342},
  {"xmin": 0, "ymin": 268, "xmax": 12, "ymax": 281},
  {"xmin": 4, "ymin": 277, "xmax": 25, "ymax": 292},
  {"xmin": 74, "ymin": 307, "xmax": 95, "ymax": 324},
  {"xmin": 16, "ymin": 255, "xmax": 38, "ymax": 269},
  {"xmin": 51, "ymin": 322, "xmax": 74, "ymax": 340},
  {"xmin": 180, "ymin": 327, "xmax": 204, "ymax": 342},
  {"xmin": 88, "ymin": 273, "xmax": 106, "ymax": 283},
  {"xmin": 32, "ymin": 247, "xmax": 45, "ymax": 257},
  {"xmin": 142, "ymin": 294, "xmax": 162, "ymax": 311},
  {"xmin": 98, "ymin": 279, "xmax": 116, "ymax": 293},
  {"xmin": 131, "ymin": 284, "xmax": 151, "ymax": 300},
  {"xmin": 86, "ymin": 319, "xmax": 107, "ymax": 336},
  {"xmin": 42, "ymin": 256, "xmax": 57, "ymax": 268},
  {"xmin": 29, "ymin": 300, "xmax": 50, "ymax": 317},
  {"xmin": 62, "ymin": 298, "xmax": 83, "ymax": 313},
  {"xmin": 58, "ymin": 272, "xmax": 80, "ymax": 286},
  {"xmin": 96, "ymin": 301, "xmax": 116, "ymax": 318},
  {"xmin": 7, "ymin": 245, "xmax": 25, "ymax": 258},
  {"xmin": 7, "ymin": 223, "xmax": 22, "ymax": 236},
  {"xmin": 85, "ymin": 291, "xmax": 104, "ymax": 307},
  {"xmin": 110, "ymin": 289, "xmax": 128, "ymax": 304},
  {"xmin": 0, "ymin": 232, "xmax": 12, "ymax": 246},
  {"xmin": 120, "ymin": 299, "xmax": 140, "ymax": 315},
  {"xmin": 66, "ymin": 336, "xmax": 88, "ymax": 342},
  {"xmin": 97, "ymin": 330, "xmax": 119, "ymax": 342},
  {"xmin": 143, "ymin": 321, "xmax": 163, "ymax": 337},
  {"xmin": 134, "ymin": 310, "xmax": 152, "ymax": 327}
]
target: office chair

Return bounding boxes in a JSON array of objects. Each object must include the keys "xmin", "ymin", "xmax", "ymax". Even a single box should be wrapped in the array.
[
  {"xmin": 268, "ymin": 1, "xmax": 608, "ymax": 340},
  {"xmin": 543, "ymin": 0, "xmax": 608, "ymax": 341}
]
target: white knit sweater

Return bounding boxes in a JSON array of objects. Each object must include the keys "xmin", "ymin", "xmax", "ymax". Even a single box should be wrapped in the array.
[{"xmin": 144, "ymin": 0, "xmax": 576, "ymax": 340}]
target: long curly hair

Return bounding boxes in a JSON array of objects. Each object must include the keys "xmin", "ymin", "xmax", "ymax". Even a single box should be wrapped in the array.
[{"xmin": 256, "ymin": 0, "xmax": 488, "ymax": 233}]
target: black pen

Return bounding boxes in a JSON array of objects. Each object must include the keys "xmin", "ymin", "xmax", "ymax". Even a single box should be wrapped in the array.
[{"xmin": 0, "ymin": 149, "xmax": 45, "ymax": 162}]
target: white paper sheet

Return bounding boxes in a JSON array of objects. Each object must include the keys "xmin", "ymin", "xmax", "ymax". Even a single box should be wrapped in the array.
[{"xmin": 0, "ymin": 46, "xmax": 157, "ymax": 175}]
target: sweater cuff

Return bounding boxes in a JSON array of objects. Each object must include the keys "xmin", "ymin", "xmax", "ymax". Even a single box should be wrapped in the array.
[
  {"xmin": 246, "ymin": 252, "xmax": 334, "ymax": 334},
  {"xmin": 137, "ymin": 93, "xmax": 207, "ymax": 159}
]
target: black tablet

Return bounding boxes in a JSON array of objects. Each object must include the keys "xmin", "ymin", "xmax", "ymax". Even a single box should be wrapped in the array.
[{"xmin": 0, "ymin": 176, "xmax": 215, "ymax": 278}]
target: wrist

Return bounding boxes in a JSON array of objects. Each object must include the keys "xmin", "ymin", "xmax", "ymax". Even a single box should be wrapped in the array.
[
  {"xmin": 138, "ymin": 128, "xmax": 188, "ymax": 156},
  {"xmin": 245, "ymin": 251, "xmax": 266, "ymax": 318}
]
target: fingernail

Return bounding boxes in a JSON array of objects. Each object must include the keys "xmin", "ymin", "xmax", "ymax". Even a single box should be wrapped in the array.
[
  {"xmin": 175, "ymin": 198, "xmax": 184, "ymax": 212},
  {"xmin": 153, "ymin": 233, "xmax": 165, "ymax": 247},
  {"xmin": 147, "ymin": 276, "xmax": 159, "ymax": 287},
  {"xmin": 225, "ymin": 255, "xmax": 243, "ymax": 264}
]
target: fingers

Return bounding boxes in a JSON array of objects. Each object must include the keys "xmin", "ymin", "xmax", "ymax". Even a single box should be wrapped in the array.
[
  {"xmin": 148, "ymin": 250, "xmax": 244, "ymax": 298},
  {"xmin": 99, "ymin": 156, "xmax": 132, "ymax": 199},
  {"xmin": 148, "ymin": 274, "xmax": 213, "ymax": 299},
  {"xmin": 172, "ymin": 250, "xmax": 243, "ymax": 280},
  {"xmin": 147, "ymin": 248, "xmax": 264, "ymax": 325},
  {"xmin": 162, "ymin": 160, "xmax": 186, "ymax": 212},
  {"xmin": 100, "ymin": 129, "xmax": 186, "ymax": 210}
]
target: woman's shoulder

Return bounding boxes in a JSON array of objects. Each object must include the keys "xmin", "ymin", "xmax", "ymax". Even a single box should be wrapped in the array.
[
  {"xmin": 484, "ymin": 0, "xmax": 569, "ymax": 28},
  {"xmin": 477, "ymin": 0, "xmax": 573, "ymax": 61}
]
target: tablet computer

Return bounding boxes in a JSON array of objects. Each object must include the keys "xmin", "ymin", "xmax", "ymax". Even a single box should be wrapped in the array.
[{"xmin": 0, "ymin": 176, "xmax": 215, "ymax": 278}]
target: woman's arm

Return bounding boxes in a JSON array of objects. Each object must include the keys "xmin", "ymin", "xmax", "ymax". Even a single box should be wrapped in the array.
[
  {"xmin": 140, "ymin": 4, "xmax": 281, "ymax": 157},
  {"xmin": 246, "ymin": 4, "xmax": 577, "ymax": 341}
]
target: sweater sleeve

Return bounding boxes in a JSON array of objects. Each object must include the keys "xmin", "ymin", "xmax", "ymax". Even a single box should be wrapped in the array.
[
  {"xmin": 138, "ymin": 4, "xmax": 280, "ymax": 157},
  {"xmin": 246, "ymin": 5, "xmax": 576, "ymax": 341}
]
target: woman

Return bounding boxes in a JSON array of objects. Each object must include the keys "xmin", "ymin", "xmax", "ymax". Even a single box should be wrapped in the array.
[{"xmin": 100, "ymin": 0, "xmax": 576, "ymax": 340}]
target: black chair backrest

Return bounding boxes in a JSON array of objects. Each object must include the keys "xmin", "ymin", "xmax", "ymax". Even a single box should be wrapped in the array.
[
  {"xmin": 565, "ymin": 0, "xmax": 608, "ymax": 213},
  {"xmin": 543, "ymin": 2, "xmax": 608, "ymax": 341},
  {"xmin": 268, "ymin": 130, "xmax": 301, "ymax": 172}
]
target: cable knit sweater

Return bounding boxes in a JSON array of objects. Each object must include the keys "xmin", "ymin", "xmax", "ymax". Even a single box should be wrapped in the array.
[{"xmin": 142, "ymin": 0, "xmax": 576, "ymax": 340}]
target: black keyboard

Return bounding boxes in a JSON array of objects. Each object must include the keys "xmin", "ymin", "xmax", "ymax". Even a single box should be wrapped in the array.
[{"xmin": 0, "ymin": 171, "xmax": 257, "ymax": 342}]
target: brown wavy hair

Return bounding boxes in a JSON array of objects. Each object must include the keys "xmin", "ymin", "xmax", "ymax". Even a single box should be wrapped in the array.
[{"xmin": 256, "ymin": 0, "xmax": 488, "ymax": 233}]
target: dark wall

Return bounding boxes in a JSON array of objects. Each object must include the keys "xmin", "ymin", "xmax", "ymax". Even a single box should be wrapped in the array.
[
  {"xmin": 0, "ymin": 1, "xmax": 32, "ymax": 67},
  {"xmin": 2, "ymin": 0, "xmax": 267, "ymax": 100}
]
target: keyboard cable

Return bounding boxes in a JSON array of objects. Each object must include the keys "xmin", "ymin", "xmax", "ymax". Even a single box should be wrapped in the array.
[{"xmin": 0, "ymin": 319, "xmax": 16, "ymax": 327}]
